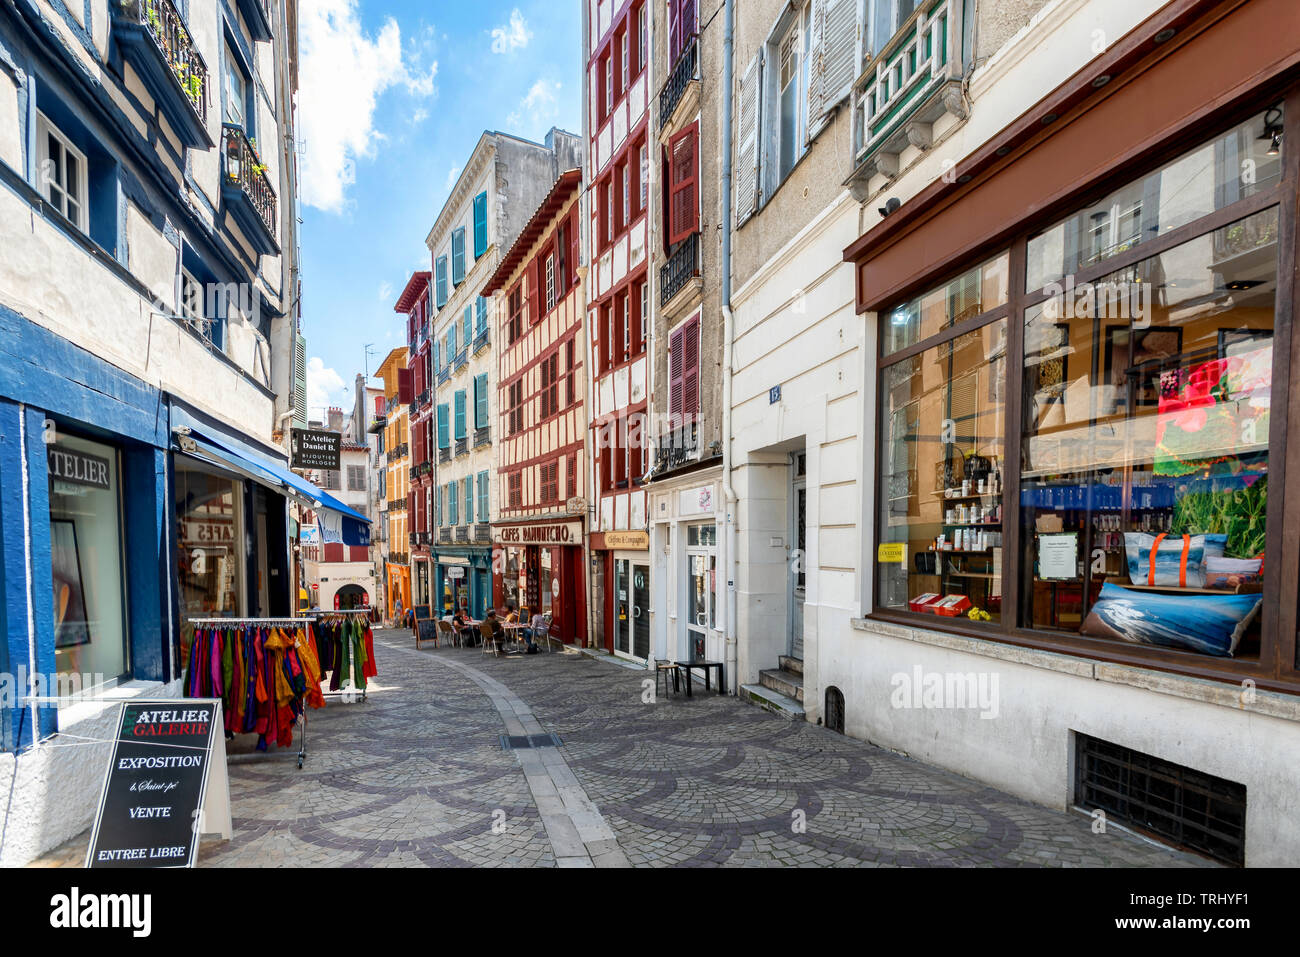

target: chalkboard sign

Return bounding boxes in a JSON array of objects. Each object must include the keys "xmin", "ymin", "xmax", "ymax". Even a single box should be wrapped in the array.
[
  {"xmin": 416, "ymin": 617, "xmax": 439, "ymax": 649},
  {"xmin": 85, "ymin": 699, "xmax": 230, "ymax": 868}
]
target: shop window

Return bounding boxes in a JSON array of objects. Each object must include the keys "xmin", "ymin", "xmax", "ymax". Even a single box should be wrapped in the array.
[
  {"xmin": 176, "ymin": 465, "xmax": 244, "ymax": 623},
  {"xmin": 884, "ymin": 252, "xmax": 1009, "ymax": 356},
  {"xmin": 877, "ymin": 319, "xmax": 1007, "ymax": 624},
  {"xmin": 37, "ymin": 114, "xmax": 87, "ymax": 232},
  {"xmin": 48, "ymin": 434, "xmax": 129, "ymax": 689}
]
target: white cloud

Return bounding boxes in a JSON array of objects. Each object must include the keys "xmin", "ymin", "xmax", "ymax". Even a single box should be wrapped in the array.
[
  {"xmin": 491, "ymin": 9, "xmax": 532, "ymax": 54},
  {"xmin": 443, "ymin": 166, "xmax": 462, "ymax": 192},
  {"xmin": 298, "ymin": 0, "xmax": 439, "ymax": 213},
  {"xmin": 377, "ymin": 280, "xmax": 393, "ymax": 302},
  {"xmin": 306, "ymin": 356, "xmax": 347, "ymax": 414},
  {"xmin": 507, "ymin": 80, "xmax": 562, "ymax": 138}
]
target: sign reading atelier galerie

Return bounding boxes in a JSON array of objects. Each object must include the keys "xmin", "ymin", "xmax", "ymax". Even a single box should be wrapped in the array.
[
  {"xmin": 290, "ymin": 428, "xmax": 342, "ymax": 471},
  {"xmin": 86, "ymin": 699, "xmax": 231, "ymax": 868}
]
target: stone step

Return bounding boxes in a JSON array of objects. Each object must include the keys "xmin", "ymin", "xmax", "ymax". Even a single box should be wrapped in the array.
[
  {"xmin": 778, "ymin": 655, "xmax": 803, "ymax": 676},
  {"xmin": 759, "ymin": 667, "xmax": 803, "ymax": 703},
  {"xmin": 741, "ymin": 683, "xmax": 806, "ymax": 720}
]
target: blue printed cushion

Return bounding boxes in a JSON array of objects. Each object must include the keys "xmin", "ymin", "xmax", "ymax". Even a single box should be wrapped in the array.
[{"xmin": 1081, "ymin": 582, "xmax": 1261, "ymax": 657}]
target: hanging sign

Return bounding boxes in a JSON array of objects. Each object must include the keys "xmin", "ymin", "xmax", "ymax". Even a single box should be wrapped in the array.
[
  {"xmin": 290, "ymin": 428, "xmax": 341, "ymax": 471},
  {"xmin": 85, "ymin": 698, "xmax": 231, "ymax": 868},
  {"xmin": 877, "ymin": 543, "xmax": 907, "ymax": 565}
]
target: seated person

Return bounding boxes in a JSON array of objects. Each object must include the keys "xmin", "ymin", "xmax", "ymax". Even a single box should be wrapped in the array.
[
  {"xmin": 480, "ymin": 609, "xmax": 504, "ymax": 651},
  {"xmin": 526, "ymin": 612, "xmax": 547, "ymax": 654}
]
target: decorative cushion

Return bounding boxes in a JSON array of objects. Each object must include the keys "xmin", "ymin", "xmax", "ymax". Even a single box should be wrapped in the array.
[{"xmin": 1081, "ymin": 582, "xmax": 1261, "ymax": 657}]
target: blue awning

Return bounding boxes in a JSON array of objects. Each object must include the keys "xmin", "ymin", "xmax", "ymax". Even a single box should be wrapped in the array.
[{"xmin": 173, "ymin": 417, "xmax": 370, "ymax": 545}]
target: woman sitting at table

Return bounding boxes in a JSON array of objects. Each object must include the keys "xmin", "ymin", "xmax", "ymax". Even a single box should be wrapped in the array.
[{"xmin": 525, "ymin": 612, "xmax": 546, "ymax": 654}]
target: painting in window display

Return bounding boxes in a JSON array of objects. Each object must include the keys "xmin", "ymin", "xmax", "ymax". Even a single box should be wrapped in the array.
[
  {"xmin": 1020, "ymin": 207, "xmax": 1275, "ymax": 658},
  {"xmin": 878, "ymin": 319, "xmax": 1006, "ymax": 624}
]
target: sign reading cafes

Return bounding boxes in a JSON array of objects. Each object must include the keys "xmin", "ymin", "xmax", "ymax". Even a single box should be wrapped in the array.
[
  {"xmin": 85, "ymin": 699, "xmax": 231, "ymax": 868},
  {"xmin": 492, "ymin": 522, "xmax": 582, "ymax": 546},
  {"xmin": 291, "ymin": 428, "xmax": 342, "ymax": 471}
]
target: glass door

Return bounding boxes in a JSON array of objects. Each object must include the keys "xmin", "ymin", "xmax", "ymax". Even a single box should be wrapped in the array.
[
  {"xmin": 614, "ymin": 559, "xmax": 631, "ymax": 655},
  {"xmin": 685, "ymin": 524, "xmax": 716, "ymax": 661},
  {"xmin": 632, "ymin": 563, "xmax": 649, "ymax": 659}
]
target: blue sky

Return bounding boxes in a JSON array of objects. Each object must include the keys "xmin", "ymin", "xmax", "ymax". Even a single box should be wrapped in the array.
[{"xmin": 296, "ymin": 0, "xmax": 581, "ymax": 416}]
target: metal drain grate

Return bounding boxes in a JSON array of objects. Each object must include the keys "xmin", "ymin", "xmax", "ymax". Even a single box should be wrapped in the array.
[
  {"xmin": 1075, "ymin": 733, "xmax": 1247, "ymax": 866},
  {"xmin": 499, "ymin": 733, "xmax": 563, "ymax": 750}
]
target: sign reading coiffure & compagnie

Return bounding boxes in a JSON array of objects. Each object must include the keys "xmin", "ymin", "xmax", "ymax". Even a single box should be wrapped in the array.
[{"xmin": 492, "ymin": 522, "xmax": 582, "ymax": 547}]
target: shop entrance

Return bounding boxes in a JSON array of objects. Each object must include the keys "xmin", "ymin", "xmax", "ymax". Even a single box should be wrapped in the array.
[
  {"xmin": 613, "ymin": 557, "xmax": 649, "ymax": 660},
  {"xmin": 685, "ymin": 524, "xmax": 716, "ymax": 661},
  {"xmin": 335, "ymin": 584, "xmax": 368, "ymax": 610}
]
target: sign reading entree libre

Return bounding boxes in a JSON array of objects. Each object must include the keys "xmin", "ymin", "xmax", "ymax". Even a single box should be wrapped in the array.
[{"xmin": 85, "ymin": 699, "xmax": 230, "ymax": 868}]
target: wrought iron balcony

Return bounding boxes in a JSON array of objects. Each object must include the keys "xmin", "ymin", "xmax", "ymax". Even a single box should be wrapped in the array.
[
  {"xmin": 418, "ymin": 389, "xmax": 431, "ymax": 408},
  {"xmin": 221, "ymin": 124, "xmax": 279, "ymax": 254},
  {"xmin": 455, "ymin": 526, "xmax": 469, "ymax": 544},
  {"xmin": 651, "ymin": 420, "xmax": 700, "ymax": 476},
  {"xmin": 660, "ymin": 231, "xmax": 700, "ymax": 308},
  {"xmin": 472, "ymin": 329, "xmax": 490, "ymax": 354},
  {"xmin": 658, "ymin": 34, "xmax": 699, "ymax": 131},
  {"xmin": 437, "ymin": 367, "xmax": 450, "ymax": 385},
  {"xmin": 439, "ymin": 527, "xmax": 452, "ymax": 544},
  {"xmin": 454, "ymin": 350, "xmax": 468, "ymax": 373},
  {"xmin": 387, "ymin": 498, "xmax": 407, "ymax": 512},
  {"xmin": 455, "ymin": 437, "xmax": 468, "ymax": 457},
  {"xmin": 473, "ymin": 426, "xmax": 491, "ymax": 449},
  {"xmin": 112, "ymin": 0, "xmax": 211, "ymax": 149},
  {"xmin": 438, "ymin": 447, "xmax": 451, "ymax": 464},
  {"xmin": 474, "ymin": 524, "xmax": 491, "ymax": 544}
]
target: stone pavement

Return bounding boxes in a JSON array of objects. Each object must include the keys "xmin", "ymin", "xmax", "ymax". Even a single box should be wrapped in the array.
[{"xmin": 32, "ymin": 628, "xmax": 1209, "ymax": 867}]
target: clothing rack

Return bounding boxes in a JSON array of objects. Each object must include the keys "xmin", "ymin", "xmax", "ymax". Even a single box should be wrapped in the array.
[
  {"xmin": 185, "ymin": 617, "xmax": 317, "ymax": 768},
  {"xmin": 309, "ymin": 609, "xmax": 374, "ymax": 703}
]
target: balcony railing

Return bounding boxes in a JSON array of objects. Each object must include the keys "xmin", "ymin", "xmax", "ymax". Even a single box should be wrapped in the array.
[
  {"xmin": 417, "ymin": 389, "xmax": 431, "ymax": 408},
  {"xmin": 472, "ymin": 329, "xmax": 490, "ymax": 354},
  {"xmin": 850, "ymin": 0, "xmax": 963, "ymax": 178},
  {"xmin": 474, "ymin": 524, "xmax": 491, "ymax": 544},
  {"xmin": 454, "ymin": 350, "xmax": 468, "ymax": 373},
  {"xmin": 473, "ymin": 426, "xmax": 490, "ymax": 449},
  {"xmin": 438, "ymin": 447, "xmax": 451, "ymax": 464},
  {"xmin": 113, "ymin": 0, "xmax": 210, "ymax": 148},
  {"xmin": 658, "ymin": 34, "xmax": 699, "ymax": 130},
  {"xmin": 455, "ymin": 437, "xmax": 468, "ymax": 457},
  {"xmin": 439, "ymin": 528, "xmax": 452, "ymax": 544},
  {"xmin": 455, "ymin": 526, "xmax": 469, "ymax": 544},
  {"xmin": 660, "ymin": 231, "xmax": 700, "ymax": 308},
  {"xmin": 437, "ymin": 367, "xmax": 451, "ymax": 385},
  {"xmin": 652, "ymin": 420, "xmax": 700, "ymax": 476},
  {"xmin": 221, "ymin": 124, "xmax": 278, "ymax": 252},
  {"xmin": 387, "ymin": 498, "xmax": 407, "ymax": 512},
  {"xmin": 388, "ymin": 551, "xmax": 409, "ymax": 564}
]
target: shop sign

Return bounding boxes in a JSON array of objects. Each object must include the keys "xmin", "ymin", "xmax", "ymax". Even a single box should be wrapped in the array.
[
  {"xmin": 447, "ymin": 566, "xmax": 465, "ymax": 579},
  {"xmin": 48, "ymin": 446, "xmax": 111, "ymax": 490},
  {"xmin": 680, "ymin": 486, "xmax": 713, "ymax": 516},
  {"xmin": 604, "ymin": 530, "xmax": 649, "ymax": 550},
  {"xmin": 86, "ymin": 699, "xmax": 231, "ymax": 868},
  {"xmin": 493, "ymin": 522, "xmax": 581, "ymax": 546},
  {"xmin": 877, "ymin": 543, "xmax": 906, "ymax": 565},
  {"xmin": 291, "ymin": 428, "xmax": 341, "ymax": 471}
]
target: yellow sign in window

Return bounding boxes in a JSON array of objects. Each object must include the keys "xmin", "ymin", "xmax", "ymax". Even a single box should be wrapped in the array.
[{"xmin": 877, "ymin": 543, "xmax": 906, "ymax": 565}]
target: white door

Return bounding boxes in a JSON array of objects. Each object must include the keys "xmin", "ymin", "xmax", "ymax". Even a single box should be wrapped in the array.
[
  {"xmin": 685, "ymin": 523, "xmax": 717, "ymax": 661},
  {"xmin": 790, "ymin": 453, "xmax": 806, "ymax": 660}
]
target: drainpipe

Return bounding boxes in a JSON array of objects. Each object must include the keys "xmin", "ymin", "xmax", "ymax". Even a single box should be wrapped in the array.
[{"xmin": 720, "ymin": 0, "xmax": 737, "ymax": 694}]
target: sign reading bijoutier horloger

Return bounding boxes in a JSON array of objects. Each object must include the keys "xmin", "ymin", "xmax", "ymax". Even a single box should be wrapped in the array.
[{"xmin": 85, "ymin": 699, "xmax": 231, "ymax": 868}]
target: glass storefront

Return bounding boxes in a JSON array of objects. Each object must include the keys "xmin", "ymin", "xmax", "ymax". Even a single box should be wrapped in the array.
[
  {"xmin": 47, "ymin": 433, "xmax": 128, "ymax": 686},
  {"xmin": 873, "ymin": 104, "xmax": 1287, "ymax": 666},
  {"xmin": 175, "ymin": 464, "xmax": 244, "ymax": 620}
]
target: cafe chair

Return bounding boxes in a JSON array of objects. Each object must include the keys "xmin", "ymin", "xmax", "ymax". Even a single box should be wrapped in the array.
[
  {"xmin": 435, "ymin": 619, "xmax": 458, "ymax": 648},
  {"xmin": 480, "ymin": 620, "xmax": 499, "ymax": 657},
  {"xmin": 655, "ymin": 659, "xmax": 678, "ymax": 698}
]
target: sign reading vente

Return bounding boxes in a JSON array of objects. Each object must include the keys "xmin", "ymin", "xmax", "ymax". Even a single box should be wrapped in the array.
[
  {"xmin": 85, "ymin": 699, "xmax": 231, "ymax": 868},
  {"xmin": 291, "ymin": 428, "xmax": 341, "ymax": 471}
]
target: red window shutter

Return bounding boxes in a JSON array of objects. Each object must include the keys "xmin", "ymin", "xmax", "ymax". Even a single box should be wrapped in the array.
[
  {"xmin": 569, "ymin": 210, "xmax": 580, "ymax": 288},
  {"xmin": 398, "ymin": 367, "xmax": 413, "ymax": 404},
  {"xmin": 668, "ymin": 124, "xmax": 698, "ymax": 247},
  {"xmin": 661, "ymin": 144, "xmax": 672, "ymax": 253},
  {"xmin": 683, "ymin": 316, "xmax": 700, "ymax": 420},
  {"xmin": 669, "ymin": 326, "xmax": 684, "ymax": 421},
  {"xmin": 323, "ymin": 543, "xmax": 345, "ymax": 563},
  {"xmin": 527, "ymin": 258, "xmax": 540, "ymax": 324},
  {"xmin": 349, "ymin": 545, "xmax": 368, "ymax": 562},
  {"xmin": 668, "ymin": 0, "xmax": 679, "ymax": 63}
]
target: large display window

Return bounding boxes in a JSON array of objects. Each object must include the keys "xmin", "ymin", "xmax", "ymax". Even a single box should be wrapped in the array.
[
  {"xmin": 48, "ymin": 433, "xmax": 129, "ymax": 688},
  {"xmin": 176, "ymin": 464, "xmax": 245, "ymax": 620},
  {"xmin": 872, "ymin": 101, "xmax": 1296, "ymax": 683}
]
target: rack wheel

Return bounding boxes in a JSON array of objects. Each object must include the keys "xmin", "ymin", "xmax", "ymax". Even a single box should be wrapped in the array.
[{"xmin": 297, "ymin": 755, "xmax": 304, "ymax": 769}]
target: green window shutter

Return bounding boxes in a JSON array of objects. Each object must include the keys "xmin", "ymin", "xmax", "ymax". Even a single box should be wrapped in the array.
[
  {"xmin": 454, "ymin": 390, "xmax": 467, "ymax": 439},
  {"xmin": 437, "ymin": 403, "xmax": 449, "ymax": 448},
  {"xmin": 475, "ymin": 373, "xmax": 488, "ymax": 429},
  {"xmin": 477, "ymin": 471, "xmax": 488, "ymax": 521},
  {"xmin": 476, "ymin": 296, "xmax": 487, "ymax": 334},
  {"xmin": 463, "ymin": 306, "xmax": 472, "ymax": 350},
  {"xmin": 448, "ymin": 325, "xmax": 457, "ymax": 359},
  {"xmin": 452, "ymin": 227, "xmax": 466, "ymax": 285},
  {"xmin": 463, "ymin": 476, "xmax": 474, "ymax": 523},
  {"xmin": 433, "ymin": 340, "xmax": 440, "ymax": 372},
  {"xmin": 449, "ymin": 482, "xmax": 458, "ymax": 525},
  {"xmin": 435, "ymin": 256, "xmax": 448, "ymax": 307},
  {"xmin": 473, "ymin": 191, "xmax": 488, "ymax": 257}
]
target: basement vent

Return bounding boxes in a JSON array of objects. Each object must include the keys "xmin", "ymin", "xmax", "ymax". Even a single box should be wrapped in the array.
[
  {"xmin": 499, "ymin": 733, "xmax": 563, "ymax": 751},
  {"xmin": 824, "ymin": 687, "xmax": 845, "ymax": 734},
  {"xmin": 1074, "ymin": 733, "xmax": 1246, "ymax": 867}
]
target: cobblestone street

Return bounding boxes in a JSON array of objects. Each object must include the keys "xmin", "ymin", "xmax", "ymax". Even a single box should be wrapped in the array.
[{"xmin": 37, "ymin": 629, "xmax": 1209, "ymax": 867}]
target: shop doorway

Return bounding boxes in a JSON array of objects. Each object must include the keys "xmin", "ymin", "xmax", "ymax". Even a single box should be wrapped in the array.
[
  {"xmin": 686, "ymin": 524, "xmax": 717, "ymax": 661},
  {"xmin": 789, "ymin": 452, "xmax": 806, "ymax": 660},
  {"xmin": 613, "ymin": 558, "xmax": 649, "ymax": 660},
  {"xmin": 335, "ymin": 585, "xmax": 368, "ymax": 610}
]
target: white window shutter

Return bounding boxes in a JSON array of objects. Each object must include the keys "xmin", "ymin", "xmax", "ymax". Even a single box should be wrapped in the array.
[
  {"xmin": 805, "ymin": 0, "xmax": 827, "ymax": 142},
  {"xmin": 819, "ymin": 0, "xmax": 858, "ymax": 122},
  {"xmin": 734, "ymin": 52, "xmax": 762, "ymax": 226}
]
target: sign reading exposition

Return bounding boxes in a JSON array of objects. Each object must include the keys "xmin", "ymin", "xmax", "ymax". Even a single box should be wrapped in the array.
[
  {"xmin": 85, "ymin": 699, "xmax": 227, "ymax": 868},
  {"xmin": 291, "ymin": 428, "xmax": 341, "ymax": 471}
]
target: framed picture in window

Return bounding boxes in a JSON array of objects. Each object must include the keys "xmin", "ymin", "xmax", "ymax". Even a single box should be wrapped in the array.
[
  {"xmin": 51, "ymin": 519, "xmax": 91, "ymax": 649},
  {"xmin": 1105, "ymin": 326, "xmax": 1182, "ymax": 411}
]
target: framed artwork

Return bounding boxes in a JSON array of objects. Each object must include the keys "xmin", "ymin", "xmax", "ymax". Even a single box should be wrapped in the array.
[
  {"xmin": 51, "ymin": 519, "xmax": 91, "ymax": 649},
  {"xmin": 1105, "ymin": 325, "xmax": 1183, "ymax": 411},
  {"xmin": 1218, "ymin": 328, "xmax": 1273, "ymax": 360}
]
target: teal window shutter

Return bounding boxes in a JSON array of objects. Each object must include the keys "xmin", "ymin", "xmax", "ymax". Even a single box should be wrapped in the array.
[
  {"xmin": 433, "ymin": 340, "xmax": 440, "ymax": 372},
  {"xmin": 452, "ymin": 227, "xmax": 466, "ymax": 285},
  {"xmin": 435, "ymin": 256, "xmax": 448, "ymax": 307},
  {"xmin": 463, "ymin": 306, "xmax": 472, "ymax": 350},
  {"xmin": 449, "ymin": 482, "xmax": 458, "ymax": 525},
  {"xmin": 437, "ymin": 403, "xmax": 449, "ymax": 448},
  {"xmin": 473, "ymin": 191, "xmax": 488, "ymax": 257},
  {"xmin": 463, "ymin": 476, "xmax": 473, "ymax": 523},
  {"xmin": 476, "ymin": 296, "xmax": 487, "ymax": 334},
  {"xmin": 454, "ymin": 389, "xmax": 467, "ymax": 439},
  {"xmin": 436, "ymin": 486, "xmax": 442, "ymax": 527},
  {"xmin": 478, "ymin": 471, "xmax": 488, "ymax": 520},
  {"xmin": 448, "ymin": 325, "xmax": 456, "ymax": 359},
  {"xmin": 475, "ymin": 373, "xmax": 488, "ymax": 428}
]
